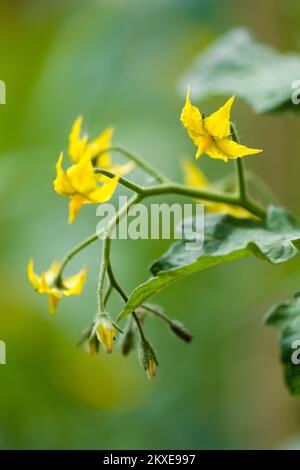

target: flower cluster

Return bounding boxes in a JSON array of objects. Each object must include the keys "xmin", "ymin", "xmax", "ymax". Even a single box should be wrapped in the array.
[{"xmin": 28, "ymin": 89, "xmax": 263, "ymax": 379}]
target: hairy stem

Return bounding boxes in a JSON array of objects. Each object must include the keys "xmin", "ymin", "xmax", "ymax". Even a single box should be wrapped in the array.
[
  {"xmin": 142, "ymin": 304, "xmax": 173, "ymax": 327},
  {"xmin": 96, "ymin": 145, "xmax": 168, "ymax": 184},
  {"xmin": 230, "ymin": 122, "xmax": 248, "ymax": 201},
  {"xmin": 95, "ymin": 168, "xmax": 144, "ymax": 194},
  {"xmin": 97, "ymin": 236, "xmax": 111, "ymax": 313},
  {"xmin": 107, "ymin": 259, "xmax": 146, "ymax": 340}
]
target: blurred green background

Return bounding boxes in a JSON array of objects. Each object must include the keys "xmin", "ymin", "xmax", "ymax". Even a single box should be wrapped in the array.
[{"xmin": 1, "ymin": 0, "xmax": 300, "ymax": 450}]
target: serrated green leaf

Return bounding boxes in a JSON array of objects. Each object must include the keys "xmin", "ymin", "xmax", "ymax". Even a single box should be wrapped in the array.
[
  {"xmin": 118, "ymin": 206, "xmax": 300, "ymax": 321},
  {"xmin": 179, "ymin": 28, "xmax": 300, "ymax": 114},
  {"xmin": 266, "ymin": 293, "xmax": 300, "ymax": 395},
  {"xmin": 281, "ymin": 323, "xmax": 300, "ymax": 394},
  {"xmin": 265, "ymin": 294, "xmax": 300, "ymax": 329}
]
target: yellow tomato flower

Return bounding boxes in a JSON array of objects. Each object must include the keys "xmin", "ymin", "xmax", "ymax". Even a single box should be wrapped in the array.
[
  {"xmin": 54, "ymin": 152, "xmax": 119, "ymax": 223},
  {"xmin": 28, "ymin": 259, "xmax": 87, "ymax": 315},
  {"xmin": 69, "ymin": 115, "xmax": 113, "ymax": 165},
  {"xmin": 180, "ymin": 87, "xmax": 262, "ymax": 162},
  {"xmin": 94, "ymin": 315, "xmax": 116, "ymax": 353},
  {"xmin": 182, "ymin": 159, "xmax": 253, "ymax": 218},
  {"xmin": 68, "ymin": 116, "xmax": 134, "ymax": 175}
]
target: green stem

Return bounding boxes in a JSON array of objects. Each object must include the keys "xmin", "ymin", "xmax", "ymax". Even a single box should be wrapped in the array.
[
  {"xmin": 107, "ymin": 262, "xmax": 128, "ymax": 303},
  {"xmin": 104, "ymin": 280, "xmax": 113, "ymax": 306},
  {"xmin": 56, "ymin": 193, "xmax": 139, "ymax": 281},
  {"xmin": 97, "ymin": 236, "xmax": 111, "ymax": 313},
  {"xmin": 96, "ymin": 145, "xmax": 168, "ymax": 184},
  {"xmin": 230, "ymin": 122, "xmax": 248, "ymax": 201},
  {"xmin": 107, "ymin": 259, "xmax": 146, "ymax": 341},
  {"xmin": 95, "ymin": 168, "xmax": 144, "ymax": 194},
  {"xmin": 56, "ymin": 178, "xmax": 266, "ymax": 282},
  {"xmin": 236, "ymin": 158, "xmax": 247, "ymax": 201},
  {"xmin": 142, "ymin": 304, "xmax": 173, "ymax": 327}
]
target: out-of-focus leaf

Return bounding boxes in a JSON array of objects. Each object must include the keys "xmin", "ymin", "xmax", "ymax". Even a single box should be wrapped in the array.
[
  {"xmin": 266, "ymin": 294, "xmax": 300, "ymax": 394},
  {"xmin": 179, "ymin": 28, "xmax": 300, "ymax": 114},
  {"xmin": 118, "ymin": 206, "xmax": 300, "ymax": 320}
]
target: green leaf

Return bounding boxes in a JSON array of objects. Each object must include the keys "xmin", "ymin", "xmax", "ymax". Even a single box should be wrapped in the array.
[
  {"xmin": 118, "ymin": 206, "xmax": 300, "ymax": 321},
  {"xmin": 281, "ymin": 323, "xmax": 300, "ymax": 394},
  {"xmin": 266, "ymin": 295, "xmax": 300, "ymax": 394},
  {"xmin": 179, "ymin": 28, "xmax": 300, "ymax": 114},
  {"xmin": 265, "ymin": 293, "xmax": 300, "ymax": 329}
]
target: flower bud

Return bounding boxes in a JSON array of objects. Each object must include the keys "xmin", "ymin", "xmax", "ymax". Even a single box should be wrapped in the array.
[
  {"xmin": 85, "ymin": 335, "xmax": 100, "ymax": 355},
  {"xmin": 78, "ymin": 324, "xmax": 100, "ymax": 355},
  {"xmin": 169, "ymin": 320, "xmax": 193, "ymax": 343},
  {"xmin": 95, "ymin": 314, "xmax": 116, "ymax": 353},
  {"xmin": 139, "ymin": 339, "xmax": 158, "ymax": 380},
  {"xmin": 121, "ymin": 327, "xmax": 135, "ymax": 356}
]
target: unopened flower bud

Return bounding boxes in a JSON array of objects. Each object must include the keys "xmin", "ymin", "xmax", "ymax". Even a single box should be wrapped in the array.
[
  {"xmin": 121, "ymin": 327, "xmax": 135, "ymax": 356},
  {"xmin": 78, "ymin": 324, "xmax": 100, "ymax": 355},
  {"xmin": 95, "ymin": 314, "xmax": 116, "ymax": 353},
  {"xmin": 85, "ymin": 334, "xmax": 100, "ymax": 355},
  {"xmin": 139, "ymin": 339, "xmax": 158, "ymax": 380},
  {"xmin": 169, "ymin": 320, "xmax": 193, "ymax": 343}
]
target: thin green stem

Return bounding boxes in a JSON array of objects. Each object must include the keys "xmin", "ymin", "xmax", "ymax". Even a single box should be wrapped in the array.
[
  {"xmin": 94, "ymin": 168, "xmax": 144, "ymax": 194},
  {"xmin": 57, "ymin": 232, "xmax": 99, "ymax": 281},
  {"xmin": 142, "ymin": 182, "xmax": 239, "ymax": 204},
  {"xmin": 56, "ymin": 179, "xmax": 267, "ymax": 282},
  {"xmin": 107, "ymin": 262, "xmax": 128, "ymax": 303},
  {"xmin": 104, "ymin": 282, "xmax": 113, "ymax": 307},
  {"xmin": 142, "ymin": 304, "xmax": 173, "ymax": 327},
  {"xmin": 131, "ymin": 312, "xmax": 146, "ymax": 341},
  {"xmin": 236, "ymin": 158, "xmax": 247, "ymax": 201},
  {"xmin": 56, "ymin": 193, "xmax": 139, "ymax": 281},
  {"xmin": 96, "ymin": 145, "xmax": 168, "ymax": 184},
  {"xmin": 107, "ymin": 259, "xmax": 146, "ymax": 341},
  {"xmin": 97, "ymin": 235, "xmax": 111, "ymax": 313},
  {"xmin": 230, "ymin": 122, "xmax": 248, "ymax": 201}
]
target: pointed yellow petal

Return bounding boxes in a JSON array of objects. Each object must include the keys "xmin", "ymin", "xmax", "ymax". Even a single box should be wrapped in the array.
[
  {"xmin": 89, "ymin": 127, "xmax": 114, "ymax": 161},
  {"xmin": 27, "ymin": 259, "xmax": 41, "ymax": 289},
  {"xmin": 204, "ymin": 96, "xmax": 235, "ymax": 139},
  {"xmin": 110, "ymin": 160, "xmax": 135, "ymax": 176},
  {"xmin": 181, "ymin": 159, "xmax": 209, "ymax": 189},
  {"xmin": 96, "ymin": 153, "xmax": 111, "ymax": 169},
  {"xmin": 68, "ymin": 194, "xmax": 85, "ymax": 223},
  {"xmin": 180, "ymin": 86, "xmax": 204, "ymax": 144},
  {"xmin": 66, "ymin": 154, "xmax": 97, "ymax": 195},
  {"xmin": 45, "ymin": 261, "xmax": 61, "ymax": 285},
  {"xmin": 69, "ymin": 116, "xmax": 88, "ymax": 163},
  {"xmin": 47, "ymin": 261, "xmax": 61, "ymax": 276},
  {"xmin": 38, "ymin": 272, "xmax": 51, "ymax": 294},
  {"xmin": 215, "ymin": 138, "xmax": 263, "ymax": 159},
  {"xmin": 204, "ymin": 140, "xmax": 230, "ymax": 162},
  {"xmin": 48, "ymin": 294, "xmax": 60, "ymax": 315},
  {"xmin": 64, "ymin": 267, "xmax": 87, "ymax": 295},
  {"xmin": 195, "ymin": 134, "xmax": 212, "ymax": 159},
  {"xmin": 96, "ymin": 162, "xmax": 135, "ymax": 184},
  {"xmin": 88, "ymin": 175, "xmax": 119, "ymax": 203},
  {"xmin": 224, "ymin": 205, "xmax": 254, "ymax": 218},
  {"xmin": 95, "ymin": 317, "xmax": 116, "ymax": 353},
  {"xmin": 146, "ymin": 358, "xmax": 157, "ymax": 380},
  {"xmin": 53, "ymin": 152, "xmax": 74, "ymax": 196}
]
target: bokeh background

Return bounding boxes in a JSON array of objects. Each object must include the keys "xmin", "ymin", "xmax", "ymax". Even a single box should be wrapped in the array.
[{"xmin": 1, "ymin": 0, "xmax": 300, "ymax": 450}]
